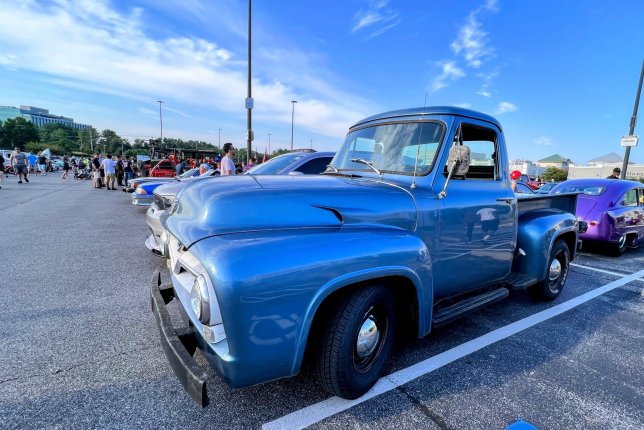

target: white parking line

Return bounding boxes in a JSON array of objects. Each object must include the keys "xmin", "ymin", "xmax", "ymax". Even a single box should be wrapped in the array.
[
  {"xmin": 262, "ymin": 269, "xmax": 644, "ymax": 430},
  {"xmin": 571, "ymin": 263, "xmax": 644, "ymax": 282}
]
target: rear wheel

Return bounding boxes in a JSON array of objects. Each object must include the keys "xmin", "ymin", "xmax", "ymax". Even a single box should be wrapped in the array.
[
  {"xmin": 529, "ymin": 240, "xmax": 570, "ymax": 301},
  {"xmin": 315, "ymin": 286, "xmax": 396, "ymax": 399},
  {"xmin": 610, "ymin": 235, "xmax": 627, "ymax": 256}
]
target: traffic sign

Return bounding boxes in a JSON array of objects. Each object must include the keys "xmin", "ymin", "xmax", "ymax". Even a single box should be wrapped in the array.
[
  {"xmin": 245, "ymin": 98, "xmax": 254, "ymax": 109},
  {"xmin": 620, "ymin": 135, "xmax": 639, "ymax": 147}
]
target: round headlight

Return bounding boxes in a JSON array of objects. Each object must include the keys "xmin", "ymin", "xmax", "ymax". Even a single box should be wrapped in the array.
[{"xmin": 190, "ymin": 274, "xmax": 210, "ymax": 324}]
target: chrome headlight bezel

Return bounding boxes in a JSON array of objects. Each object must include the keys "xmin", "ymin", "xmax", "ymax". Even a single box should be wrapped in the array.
[{"xmin": 190, "ymin": 274, "xmax": 211, "ymax": 324}]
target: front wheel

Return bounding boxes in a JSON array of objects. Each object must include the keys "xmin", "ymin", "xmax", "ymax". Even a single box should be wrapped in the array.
[
  {"xmin": 315, "ymin": 286, "xmax": 396, "ymax": 399},
  {"xmin": 529, "ymin": 239, "xmax": 570, "ymax": 301}
]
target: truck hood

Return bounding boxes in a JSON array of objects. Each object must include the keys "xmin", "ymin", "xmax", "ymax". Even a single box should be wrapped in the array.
[{"xmin": 165, "ymin": 175, "xmax": 417, "ymax": 247}]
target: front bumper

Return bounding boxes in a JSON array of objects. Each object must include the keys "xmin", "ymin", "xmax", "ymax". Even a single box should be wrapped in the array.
[
  {"xmin": 150, "ymin": 270, "xmax": 210, "ymax": 407},
  {"xmin": 132, "ymin": 194, "xmax": 153, "ymax": 206}
]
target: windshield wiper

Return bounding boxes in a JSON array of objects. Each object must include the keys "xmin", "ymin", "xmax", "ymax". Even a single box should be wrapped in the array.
[{"xmin": 350, "ymin": 158, "xmax": 381, "ymax": 175}]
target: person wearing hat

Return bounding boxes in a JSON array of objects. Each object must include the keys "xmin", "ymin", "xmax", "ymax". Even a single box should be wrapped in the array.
[
  {"xmin": 606, "ymin": 167, "xmax": 621, "ymax": 179},
  {"xmin": 221, "ymin": 143, "xmax": 236, "ymax": 176}
]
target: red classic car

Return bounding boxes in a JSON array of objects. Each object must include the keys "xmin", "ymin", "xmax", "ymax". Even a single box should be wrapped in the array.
[{"xmin": 149, "ymin": 159, "xmax": 176, "ymax": 178}]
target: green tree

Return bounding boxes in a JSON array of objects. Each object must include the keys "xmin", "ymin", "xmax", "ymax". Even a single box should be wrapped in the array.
[
  {"xmin": 1, "ymin": 117, "xmax": 39, "ymax": 149},
  {"xmin": 541, "ymin": 167, "xmax": 568, "ymax": 182}
]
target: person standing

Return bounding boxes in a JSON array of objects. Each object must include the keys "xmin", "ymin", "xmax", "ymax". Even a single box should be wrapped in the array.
[
  {"xmin": 123, "ymin": 157, "xmax": 134, "ymax": 187},
  {"xmin": 101, "ymin": 154, "xmax": 117, "ymax": 190},
  {"xmin": 243, "ymin": 157, "xmax": 256, "ymax": 172},
  {"xmin": 28, "ymin": 152, "xmax": 38, "ymax": 176},
  {"xmin": 0, "ymin": 153, "xmax": 4, "ymax": 189},
  {"xmin": 175, "ymin": 158, "xmax": 185, "ymax": 176},
  {"xmin": 61, "ymin": 155, "xmax": 70, "ymax": 179},
  {"xmin": 91, "ymin": 152, "xmax": 101, "ymax": 188},
  {"xmin": 115, "ymin": 155, "xmax": 124, "ymax": 186},
  {"xmin": 37, "ymin": 153, "xmax": 47, "ymax": 175},
  {"xmin": 606, "ymin": 167, "xmax": 621, "ymax": 179},
  {"xmin": 221, "ymin": 143, "xmax": 236, "ymax": 176},
  {"xmin": 10, "ymin": 147, "xmax": 29, "ymax": 183}
]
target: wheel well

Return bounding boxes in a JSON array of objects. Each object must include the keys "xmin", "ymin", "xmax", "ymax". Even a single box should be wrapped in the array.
[
  {"xmin": 556, "ymin": 231, "xmax": 577, "ymax": 260},
  {"xmin": 302, "ymin": 276, "xmax": 419, "ymax": 369}
]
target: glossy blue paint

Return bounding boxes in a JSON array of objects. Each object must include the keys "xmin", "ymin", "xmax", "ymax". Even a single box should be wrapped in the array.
[{"xmin": 158, "ymin": 107, "xmax": 579, "ymax": 391}]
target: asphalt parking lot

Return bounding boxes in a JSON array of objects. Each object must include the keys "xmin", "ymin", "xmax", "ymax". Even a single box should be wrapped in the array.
[{"xmin": 1, "ymin": 174, "xmax": 643, "ymax": 430}]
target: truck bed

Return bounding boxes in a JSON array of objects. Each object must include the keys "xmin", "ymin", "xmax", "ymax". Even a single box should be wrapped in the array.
[{"xmin": 516, "ymin": 193, "xmax": 578, "ymax": 218}]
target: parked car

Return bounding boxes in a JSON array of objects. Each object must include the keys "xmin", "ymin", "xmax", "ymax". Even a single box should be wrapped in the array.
[
  {"xmin": 125, "ymin": 168, "xmax": 207, "ymax": 192},
  {"xmin": 551, "ymin": 178, "xmax": 644, "ymax": 255},
  {"xmin": 519, "ymin": 174, "xmax": 540, "ymax": 190},
  {"xmin": 149, "ymin": 159, "xmax": 176, "ymax": 178},
  {"xmin": 514, "ymin": 182, "xmax": 535, "ymax": 194},
  {"xmin": 535, "ymin": 182, "xmax": 559, "ymax": 194},
  {"xmin": 131, "ymin": 169, "xmax": 218, "ymax": 206},
  {"xmin": 150, "ymin": 106, "xmax": 579, "ymax": 406},
  {"xmin": 145, "ymin": 151, "xmax": 336, "ymax": 255}
]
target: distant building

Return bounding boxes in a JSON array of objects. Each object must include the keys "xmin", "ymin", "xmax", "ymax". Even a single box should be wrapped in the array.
[
  {"xmin": 568, "ymin": 151, "xmax": 643, "ymax": 181},
  {"xmin": 508, "ymin": 159, "xmax": 546, "ymax": 179},
  {"xmin": 0, "ymin": 105, "xmax": 91, "ymax": 130},
  {"xmin": 536, "ymin": 154, "xmax": 573, "ymax": 171}
]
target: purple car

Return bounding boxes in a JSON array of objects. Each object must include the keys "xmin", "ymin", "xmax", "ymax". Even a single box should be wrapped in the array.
[{"xmin": 551, "ymin": 179, "xmax": 644, "ymax": 255}]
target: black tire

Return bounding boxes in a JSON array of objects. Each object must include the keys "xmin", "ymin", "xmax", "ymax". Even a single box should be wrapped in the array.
[
  {"xmin": 529, "ymin": 239, "xmax": 570, "ymax": 301},
  {"xmin": 610, "ymin": 235, "xmax": 627, "ymax": 256},
  {"xmin": 315, "ymin": 286, "xmax": 396, "ymax": 399}
]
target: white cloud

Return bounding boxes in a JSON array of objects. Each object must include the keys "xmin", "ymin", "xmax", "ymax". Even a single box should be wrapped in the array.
[
  {"xmin": 430, "ymin": 61, "xmax": 466, "ymax": 93},
  {"xmin": 0, "ymin": 0, "xmax": 369, "ymax": 140},
  {"xmin": 534, "ymin": 136, "xmax": 554, "ymax": 146},
  {"xmin": 495, "ymin": 101, "xmax": 517, "ymax": 114},
  {"xmin": 351, "ymin": 0, "xmax": 400, "ymax": 39},
  {"xmin": 450, "ymin": 13, "xmax": 493, "ymax": 69},
  {"xmin": 454, "ymin": 103, "xmax": 473, "ymax": 109}
]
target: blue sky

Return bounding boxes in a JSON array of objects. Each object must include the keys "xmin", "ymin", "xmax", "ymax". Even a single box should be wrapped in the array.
[{"xmin": 1, "ymin": 0, "xmax": 643, "ymax": 163}]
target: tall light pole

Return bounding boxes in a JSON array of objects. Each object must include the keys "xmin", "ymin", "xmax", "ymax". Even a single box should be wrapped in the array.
[
  {"xmin": 268, "ymin": 133, "xmax": 272, "ymax": 155},
  {"xmin": 245, "ymin": 0, "xmax": 253, "ymax": 164},
  {"xmin": 218, "ymin": 128, "xmax": 222, "ymax": 149},
  {"xmin": 310, "ymin": 139, "xmax": 313, "ymax": 150},
  {"xmin": 621, "ymin": 58, "xmax": 644, "ymax": 179},
  {"xmin": 290, "ymin": 100, "xmax": 298, "ymax": 151},
  {"xmin": 157, "ymin": 100, "xmax": 164, "ymax": 146}
]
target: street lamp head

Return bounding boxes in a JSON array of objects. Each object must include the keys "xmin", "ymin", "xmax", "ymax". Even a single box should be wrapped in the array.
[{"xmin": 291, "ymin": 100, "xmax": 298, "ymax": 104}]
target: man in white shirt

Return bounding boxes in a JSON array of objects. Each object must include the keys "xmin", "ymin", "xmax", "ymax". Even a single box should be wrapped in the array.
[
  {"xmin": 100, "ymin": 154, "xmax": 117, "ymax": 190},
  {"xmin": 221, "ymin": 143, "xmax": 236, "ymax": 176}
]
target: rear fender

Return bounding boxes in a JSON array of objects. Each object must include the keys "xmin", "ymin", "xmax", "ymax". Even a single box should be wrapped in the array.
[{"xmin": 513, "ymin": 211, "xmax": 578, "ymax": 281}]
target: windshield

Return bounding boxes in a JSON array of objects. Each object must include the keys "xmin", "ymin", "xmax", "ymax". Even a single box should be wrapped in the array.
[
  {"xmin": 553, "ymin": 184, "xmax": 607, "ymax": 196},
  {"xmin": 247, "ymin": 153, "xmax": 307, "ymax": 175},
  {"xmin": 330, "ymin": 121, "xmax": 445, "ymax": 175},
  {"xmin": 178, "ymin": 168, "xmax": 198, "ymax": 178}
]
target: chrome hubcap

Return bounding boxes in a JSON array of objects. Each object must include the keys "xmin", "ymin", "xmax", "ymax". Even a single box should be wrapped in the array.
[
  {"xmin": 356, "ymin": 315, "xmax": 380, "ymax": 358},
  {"xmin": 549, "ymin": 258, "xmax": 562, "ymax": 281},
  {"xmin": 618, "ymin": 235, "xmax": 626, "ymax": 248}
]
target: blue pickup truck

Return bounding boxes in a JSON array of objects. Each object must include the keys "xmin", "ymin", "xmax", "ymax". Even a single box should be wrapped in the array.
[{"xmin": 151, "ymin": 106, "xmax": 580, "ymax": 406}]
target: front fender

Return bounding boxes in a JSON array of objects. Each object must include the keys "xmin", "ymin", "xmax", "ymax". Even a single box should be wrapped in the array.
[
  {"xmin": 189, "ymin": 227, "xmax": 432, "ymax": 387},
  {"xmin": 514, "ymin": 210, "xmax": 578, "ymax": 281}
]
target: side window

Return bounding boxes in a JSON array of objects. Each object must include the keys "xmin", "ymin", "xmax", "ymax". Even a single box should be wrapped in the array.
[
  {"xmin": 639, "ymin": 188, "xmax": 644, "ymax": 206},
  {"xmin": 622, "ymin": 189, "xmax": 638, "ymax": 207},
  {"xmin": 159, "ymin": 161, "xmax": 173, "ymax": 169},
  {"xmin": 295, "ymin": 157, "xmax": 334, "ymax": 174},
  {"xmin": 446, "ymin": 124, "xmax": 498, "ymax": 180}
]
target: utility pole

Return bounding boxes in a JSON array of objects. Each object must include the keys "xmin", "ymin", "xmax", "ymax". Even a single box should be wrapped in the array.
[
  {"xmin": 157, "ymin": 100, "xmax": 164, "ymax": 147},
  {"xmin": 218, "ymin": 128, "xmax": 222, "ymax": 149},
  {"xmin": 268, "ymin": 133, "xmax": 271, "ymax": 155},
  {"xmin": 621, "ymin": 58, "xmax": 644, "ymax": 179},
  {"xmin": 290, "ymin": 100, "xmax": 298, "ymax": 151},
  {"xmin": 245, "ymin": 0, "xmax": 253, "ymax": 164},
  {"xmin": 89, "ymin": 128, "xmax": 93, "ymax": 151}
]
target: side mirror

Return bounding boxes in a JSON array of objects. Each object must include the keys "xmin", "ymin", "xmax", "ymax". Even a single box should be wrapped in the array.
[
  {"xmin": 438, "ymin": 145, "xmax": 470, "ymax": 199},
  {"xmin": 447, "ymin": 145, "xmax": 471, "ymax": 176}
]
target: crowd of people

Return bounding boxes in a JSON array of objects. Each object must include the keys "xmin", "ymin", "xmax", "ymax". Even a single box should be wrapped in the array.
[{"xmin": 0, "ymin": 143, "xmax": 258, "ymax": 190}]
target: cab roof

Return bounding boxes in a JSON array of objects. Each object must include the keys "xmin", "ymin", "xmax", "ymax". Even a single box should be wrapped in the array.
[{"xmin": 351, "ymin": 106, "xmax": 502, "ymax": 131}]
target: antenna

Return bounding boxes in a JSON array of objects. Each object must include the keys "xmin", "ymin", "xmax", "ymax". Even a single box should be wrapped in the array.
[{"xmin": 411, "ymin": 92, "xmax": 428, "ymax": 189}]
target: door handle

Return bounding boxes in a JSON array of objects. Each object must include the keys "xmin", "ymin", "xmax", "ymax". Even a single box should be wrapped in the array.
[{"xmin": 496, "ymin": 197, "xmax": 514, "ymax": 204}]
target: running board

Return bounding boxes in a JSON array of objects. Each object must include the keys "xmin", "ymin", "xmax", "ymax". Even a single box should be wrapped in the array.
[
  {"xmin": 503, "ymin": 272, "xmax": 538, "ymax": 290},
  {"xmin": 432, "ymin": 288, "xmax": 509, "ymax": 327}
]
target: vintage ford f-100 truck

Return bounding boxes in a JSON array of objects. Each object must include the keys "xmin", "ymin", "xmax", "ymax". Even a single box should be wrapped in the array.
[{"xmin": 151, "ymin": 106, "xmax": 579, "ymax": 406}]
